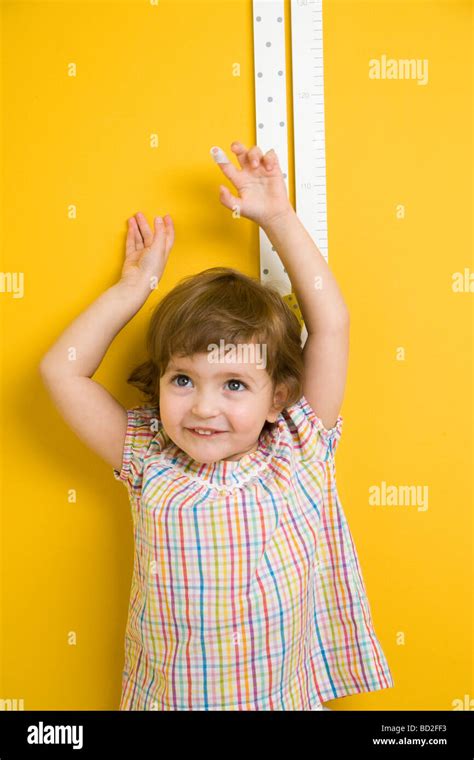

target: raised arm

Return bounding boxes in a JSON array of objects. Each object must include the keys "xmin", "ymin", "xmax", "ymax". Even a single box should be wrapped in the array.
[
  {"xmin": 39, "ymin": 212, "xmax": 174, "ymax": 472},
  {"xmin": 261, "ymin": 207, "xmax": 350, "ymax": 430},
  {"xmin": 212, "ymin": 141, "xmax": 349, "ymax": 430}
]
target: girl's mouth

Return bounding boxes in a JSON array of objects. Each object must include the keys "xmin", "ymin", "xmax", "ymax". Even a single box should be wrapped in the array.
[{"xmin": 186, "ymin": 428, "xmax": 226, "ymax": 438}]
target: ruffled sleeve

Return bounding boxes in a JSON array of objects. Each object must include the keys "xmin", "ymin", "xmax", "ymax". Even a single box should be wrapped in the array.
[
  {"xmin": 281, "ymin": 395, "xmax": 343, "ymax": 462},
  {"xmin": 113, "ymin": 404, "xmax": 162, "ymax": 492}
]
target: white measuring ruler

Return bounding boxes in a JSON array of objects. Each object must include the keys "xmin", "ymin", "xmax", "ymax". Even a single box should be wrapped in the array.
[{"xmin": 252, "ymin": 0, "xmax": 328, "ymax": 346}]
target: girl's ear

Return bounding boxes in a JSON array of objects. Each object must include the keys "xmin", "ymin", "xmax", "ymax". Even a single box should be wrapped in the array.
[{"xmin": 267, "ymin": 383, "xmax": 289, "ymax": 422}]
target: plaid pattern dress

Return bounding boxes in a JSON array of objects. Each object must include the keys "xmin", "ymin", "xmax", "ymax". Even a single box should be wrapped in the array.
[{"xmin": 113, "ymin": 396, "xmax": 394, "ymax": 710}]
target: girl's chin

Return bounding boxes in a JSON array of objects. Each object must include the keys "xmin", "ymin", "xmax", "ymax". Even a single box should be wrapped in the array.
[
  {"xmin": 176, "ymin": 429, "xmax": 257, "ymax": 463},
  {"xmin": 185, "ymin": 450, "xmax": 227, "ymax": 464}
]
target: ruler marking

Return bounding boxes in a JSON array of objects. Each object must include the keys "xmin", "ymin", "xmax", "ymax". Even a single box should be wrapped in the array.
[{"xmin": 253, "ymin": 0, "xmax": 329, "ymax": 348}]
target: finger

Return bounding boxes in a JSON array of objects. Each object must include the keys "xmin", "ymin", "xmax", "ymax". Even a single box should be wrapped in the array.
[
  {"xmin": 263, "ymin": 148, "xmax": 278, "ymax": 171},
  {"xmin": 210, "ymin": 146, "xmax": 241, "ymax": 186},
  {"xmin": 163, "ymin": 214, "xmax": 175, "ymax": 252},
  {"xmin": 152, "ymin": 215, "xmax": 175, "ymax": 256},
  {"xmin": 129, "ymin": 215, "xmax": 143, "ymax": 248},
  {"xmin": 152, "ymin": 217, "xmax": 166, "ymax": 250},
  {"xmin": 230, "ymin": 141, "xmax": 250, "ymax": 169},
  {"xmin": 156, "ymin": 214, "xmax": 174, "ymax": 253},
  {"xmin": 247, "ymin": 145, "xmax": 264, "ymax": 168},
  {"xmin": 135, "ymin": 212, "xmax": 153, "ymax": 247},
  {"xmin": 219, "ymin": 184, "xmax": 242, "ymax": 213},
  {"xmin": 129, "ymin": 216, "xmax": 143, "ymax": 251},
  {"xmin": 126, "ymin": 218, "xmax": 137, "ymax": 255}
]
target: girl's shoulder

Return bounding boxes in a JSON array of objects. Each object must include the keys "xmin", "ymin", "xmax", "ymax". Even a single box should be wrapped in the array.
[
  {"xmin": 280, "ymin": 395, "xmax": 344, "ymax": 463},
  {"xmin": 113, "ymin": 403, "xmax": 164, "ymax": 488}
]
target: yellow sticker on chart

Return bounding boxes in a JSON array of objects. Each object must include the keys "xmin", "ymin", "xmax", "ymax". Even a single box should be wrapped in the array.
[{"xmin": 283, "ymin": 292, "xmax": 304, "ymax": 329}]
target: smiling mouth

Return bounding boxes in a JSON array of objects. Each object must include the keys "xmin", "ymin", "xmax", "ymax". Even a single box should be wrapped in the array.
[{"xmin": 186, "ymin": 428, "xmax": 227, "ymax": 437}]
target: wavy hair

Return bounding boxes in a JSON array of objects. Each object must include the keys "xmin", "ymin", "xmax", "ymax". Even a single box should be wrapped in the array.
[{"xmin": 127, "ymin": 267, "xmax": 304, "ymax": 426}]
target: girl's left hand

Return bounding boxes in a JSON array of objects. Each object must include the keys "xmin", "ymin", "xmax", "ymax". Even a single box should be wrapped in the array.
[
  {"xmin": 121, "ymin": 212, "xmax": 175, "ymax": 289},
  {"xmin": 211, "ymin": 141, "xmax": 292, "ymax": 227}
]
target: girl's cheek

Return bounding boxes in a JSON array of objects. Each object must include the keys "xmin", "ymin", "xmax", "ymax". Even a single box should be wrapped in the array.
[{"xmin": 233, "ymin": 412, "xmax": 258, "ymax": 430}]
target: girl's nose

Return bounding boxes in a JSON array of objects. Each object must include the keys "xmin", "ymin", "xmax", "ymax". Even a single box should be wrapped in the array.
[{"xmin": 191, "ymin": 395, "xmax": 220, "ymax": 419}]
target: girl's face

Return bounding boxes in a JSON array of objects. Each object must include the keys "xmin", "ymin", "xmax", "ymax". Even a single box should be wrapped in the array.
[{"xmin": 159, "ymin": 348, "xmax": 286, "ymax": 463}]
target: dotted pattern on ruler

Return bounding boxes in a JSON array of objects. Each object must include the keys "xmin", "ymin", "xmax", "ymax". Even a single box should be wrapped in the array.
[
  {"xmin": 253, "ymin": 0, "xmax": 328, "ymax": 346},
  {"xmin": 252, "ymin": 1, "xmax": 303, "ymax": 333}
]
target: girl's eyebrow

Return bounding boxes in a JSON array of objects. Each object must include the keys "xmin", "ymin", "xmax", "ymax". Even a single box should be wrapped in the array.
[{"xmin": 168, "ymin": 365, "xmax": 255, "ymax": 381}]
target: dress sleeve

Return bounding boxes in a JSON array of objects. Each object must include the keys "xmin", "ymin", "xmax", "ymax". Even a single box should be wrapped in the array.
[
  {"xmin": 112, "ymin": 404, "xmax": 162, "ymax": 492},
  {"xmin": 282, "ymin": 395, "xmax": 343, "ymax": 462}
]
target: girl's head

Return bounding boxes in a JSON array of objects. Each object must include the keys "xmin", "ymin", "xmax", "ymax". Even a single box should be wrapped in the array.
[{"xmin": 127, "ymin": 267, "xmax": 304, "ymax": 463}]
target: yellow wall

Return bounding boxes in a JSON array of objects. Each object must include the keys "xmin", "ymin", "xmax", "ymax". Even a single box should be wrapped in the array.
[{"xmin": 0, "ymin": 0, "xmax": 471, "ymax": 710}]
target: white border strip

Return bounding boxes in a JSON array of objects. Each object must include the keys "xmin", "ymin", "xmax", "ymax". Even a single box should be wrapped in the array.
[{"xmin": 252, "ymin": 1, "xmax": 291, "ymax": 297}]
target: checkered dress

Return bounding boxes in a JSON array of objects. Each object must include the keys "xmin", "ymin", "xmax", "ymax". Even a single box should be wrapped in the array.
[{"xmin": 113, "ymin": 396, "xmax": 393, "ymax": 710}]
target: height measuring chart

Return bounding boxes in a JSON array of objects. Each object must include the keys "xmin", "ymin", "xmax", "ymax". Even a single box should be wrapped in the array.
[{"xmin": 252, "ymin": 0, "xmax": 328, "ymax": 346}]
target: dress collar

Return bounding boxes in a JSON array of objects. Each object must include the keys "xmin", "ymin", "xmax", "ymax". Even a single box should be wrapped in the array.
[{"xmin": 155, "ymin": 419, "xmax": 282, "ymax": 490}]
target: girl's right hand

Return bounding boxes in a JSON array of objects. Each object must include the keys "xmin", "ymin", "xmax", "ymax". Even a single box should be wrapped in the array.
[{"xmin": 120, "ymin": 212, "xmax": 175, "ymax": 291}]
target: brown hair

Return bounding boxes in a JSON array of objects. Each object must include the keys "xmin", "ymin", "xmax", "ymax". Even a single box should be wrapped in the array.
[{"xmin": 127, "ymin": 267, "xmax": 304, "ymax": 426}]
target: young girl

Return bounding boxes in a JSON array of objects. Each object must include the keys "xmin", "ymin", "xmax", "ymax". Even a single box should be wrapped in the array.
[{"xmin": 39, "ymin": 140, "xmax": 394, "ymax": 711}]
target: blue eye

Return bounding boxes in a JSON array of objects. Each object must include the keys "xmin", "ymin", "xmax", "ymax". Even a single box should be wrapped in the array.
[
  {"xmin": 171, "ymin": 374, "xmax": 191, "ymax": 387},
  {"xmin": 226, "ymin": 379, "xmax": 247, "ymax": 392},
  {"xmin": 169, "ymin": 374, "xmax": 248, "ymax": 391}
]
